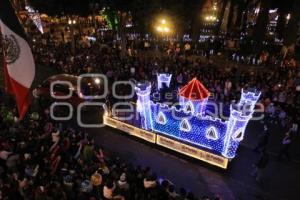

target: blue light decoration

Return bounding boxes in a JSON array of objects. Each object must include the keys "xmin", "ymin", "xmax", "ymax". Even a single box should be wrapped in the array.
[
  {"xmin": 206, "ymin": 126, "xmax": 219, "ymax": 140},
  {"xmin": 157, "ymin": 73, "xmax": 172, "ymax": 90},
  {"xmin": 135, "ymin": 78, "xmax": 261, "ymax": 159},
  {"xmin": 135, "ymin": 82, "xmax": 153, "ymax": 130},
  {"xmin": 156, "ymin": 111, "xmax": 167, "ymax": 125},
  {"xmin": 180, "ymin": 118, "xmax": 191, "ymax": 132}
]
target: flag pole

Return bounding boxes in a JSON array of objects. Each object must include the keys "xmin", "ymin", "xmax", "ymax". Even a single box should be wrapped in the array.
[
  {"xmin": 0, "ymin": 25, "xmax": 5, "ymax": 91},
  {"xmin": 0, "ymin": 25, "xmax": 9, "ymax": 94}
]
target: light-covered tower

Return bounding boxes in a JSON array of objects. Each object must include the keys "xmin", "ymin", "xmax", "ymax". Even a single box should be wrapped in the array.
[
  {"xmin": 222, "ymin": 89, "xmax": 261, "ymax": 158},
  {"xmin": 135, "ymin": 82, "xmax": 153, "ymax": 130},
  {"xmin": 178, "ymin": 78, "xmax": 210, "ymax": 116},
  {"xmin": 157, "ymin": 73, "xmax": 172, "ymax": 91}
]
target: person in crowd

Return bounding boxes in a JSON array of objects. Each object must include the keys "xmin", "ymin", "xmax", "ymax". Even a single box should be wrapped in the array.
[
  {"xmin": 251, "ymin": 149, "xmax": 269, "ymax": 182},
  {"xmin": 278, "ymin": 132, "xmax": 292, "ymax": 161},
  {"xmin": 254, "ymin": 124, "xmax": 270, "ymax": 152}
]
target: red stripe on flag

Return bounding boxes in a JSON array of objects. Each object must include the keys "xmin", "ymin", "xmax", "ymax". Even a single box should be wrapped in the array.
[{"xmin": 6, "ymin": 74, "xmax": 32, "ymax": 119}]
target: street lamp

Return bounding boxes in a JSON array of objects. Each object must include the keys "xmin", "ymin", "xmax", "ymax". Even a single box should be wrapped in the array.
[
  {"xmin": 68, "ymin": 19, "xmax": 76, "ymax": 25},
  {"xmin": 155, "ymin": 18, "xmax": 172, "ymax": 34},
  {"xmin": 156, "ymin": 26, "xmax": 163, "ymax": 32},
  {"xmin": 68, "ymin": 18, "xmax": 77, "ymax": 54},
  {"xmin": 204, "ymin": 15, "xmax": 217, "ymax": 22}
]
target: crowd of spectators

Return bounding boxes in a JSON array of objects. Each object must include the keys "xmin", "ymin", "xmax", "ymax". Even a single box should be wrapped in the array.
[
  {"xmin": 0, "ymin": 102, "xmax": 222, "ymax": 200},
  {"xmin": 1, "ymin": 25, "xmax": 300, "ymax": 199},
  {"xmin": 31, "ymin": 34, "xmax": 300, "ymax": 128}
]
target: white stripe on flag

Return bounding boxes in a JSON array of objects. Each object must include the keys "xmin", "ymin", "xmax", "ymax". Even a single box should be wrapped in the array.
[{"xmin": 0, "ymin": 19, "xmax": 35, "ymax": 89}]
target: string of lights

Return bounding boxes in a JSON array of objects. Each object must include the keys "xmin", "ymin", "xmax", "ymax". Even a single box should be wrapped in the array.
[{"xmin": 135, "ymin": 76, "xmax": 261, "ymax": 159}]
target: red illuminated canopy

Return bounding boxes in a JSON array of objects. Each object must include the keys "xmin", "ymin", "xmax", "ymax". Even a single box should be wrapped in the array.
[{"xmin": 179, "ymin": 78, "xmax": 210, "ymax": 100}]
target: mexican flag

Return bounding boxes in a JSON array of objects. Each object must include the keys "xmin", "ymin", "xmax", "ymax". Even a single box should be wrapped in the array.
[{"xmin": 0, "ymin": 0, "xmax": 35, "ymax": 119}]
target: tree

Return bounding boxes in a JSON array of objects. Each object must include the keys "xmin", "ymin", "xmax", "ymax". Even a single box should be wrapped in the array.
[
  {"xmin": 103, "ymin": 0, "xmax": 131, "ymax": 57},
  {"xmin": 189, "ymin": 0, "xmax": 207, "ymax": 41},
  {"xmin": 282, "ymin": 0, "xmax": 300, "ymax": 55},
  {"xmin": 274, "ymin": 0, "xmax": 292, "ymax": 40},
  {"xmin": 130, "ymin": 0, "xmax": 160, "ymax": 35},
  {"xmin": 215, "ymin": 0, "xmax": 229, "ymax": 35},
  {"xmin": 234, "ymin": 0, "xmax": 251, "ymax": 31},
  {"xmin": 227, "ymin": 0, "xmax": 235, "ymax": 32},
  {"xmin": 102, "ymin": 7, "xmax": 119, "ymax": 32},
  {"xmin": 252, "ymin": 0, "xmax": 272, "ymax": 47},
  {"xmin": 276, "ymin": 8, "xmax": 287, "ymax": 40}
]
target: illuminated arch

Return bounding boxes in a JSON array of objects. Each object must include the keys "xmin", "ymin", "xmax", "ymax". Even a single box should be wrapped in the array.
[
  {"xmin": 156, "ymin": 111, "xmax": 167, "ymax": 125},
  {"xmin": 180, "ymin": 118, "xmax": 191, "ymax": 132},
  {"xmin": 185, "ymin": 101, "xmax": 194, "ymax": 113},
  {"xmin": 206, "ymin": 126, "xmax": 219, "ymax": 140},
  {"xmin": 231, "ymin": 128, "xmax": 245, "ymax": 142}
]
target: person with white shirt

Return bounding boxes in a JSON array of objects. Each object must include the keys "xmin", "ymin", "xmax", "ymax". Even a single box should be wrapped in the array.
[
  {"xmin": 117, "ymin": 173, "xmax": 129, "ymax": 191},
  {"xmin": 143, "ymin": 174, "xmax": 157, "ymax": 189}
]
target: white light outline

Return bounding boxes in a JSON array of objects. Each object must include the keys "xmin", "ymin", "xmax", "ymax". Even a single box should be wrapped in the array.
[
  {"xmin": 135, "ymin": 82, "xmax": 153, "ymax": 130},
  {"xmin": 185, "ymin": 101, "xmax": 195, "ymax": 113},
  {"xmin": 157, "ymin": 73, "xmax": 172, "ymax": 90},
  {"xmin": 180, "ymin": 118, "xmax": 191, "ymax": 132},
  {"xmin": 206, "ymin": 126, "xmax": 219, "ymax": 140},
  {"xmin": 231, "ymin": 127, "xmax": 245, "ymax": 142},
  {"xmin": 156, "ymin": 111, "xmax": 167, "ymax": 125}
]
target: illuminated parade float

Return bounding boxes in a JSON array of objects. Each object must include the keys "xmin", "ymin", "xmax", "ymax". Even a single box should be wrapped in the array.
[{"xmin": 104, "ymin": 75, "xmax": 261, "ymax": 169}]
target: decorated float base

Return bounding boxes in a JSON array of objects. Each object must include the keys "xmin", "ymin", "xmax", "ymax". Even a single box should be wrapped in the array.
[{"xmin": 104, "ymin": 115, "xmax": 229, "ymax": 169}]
